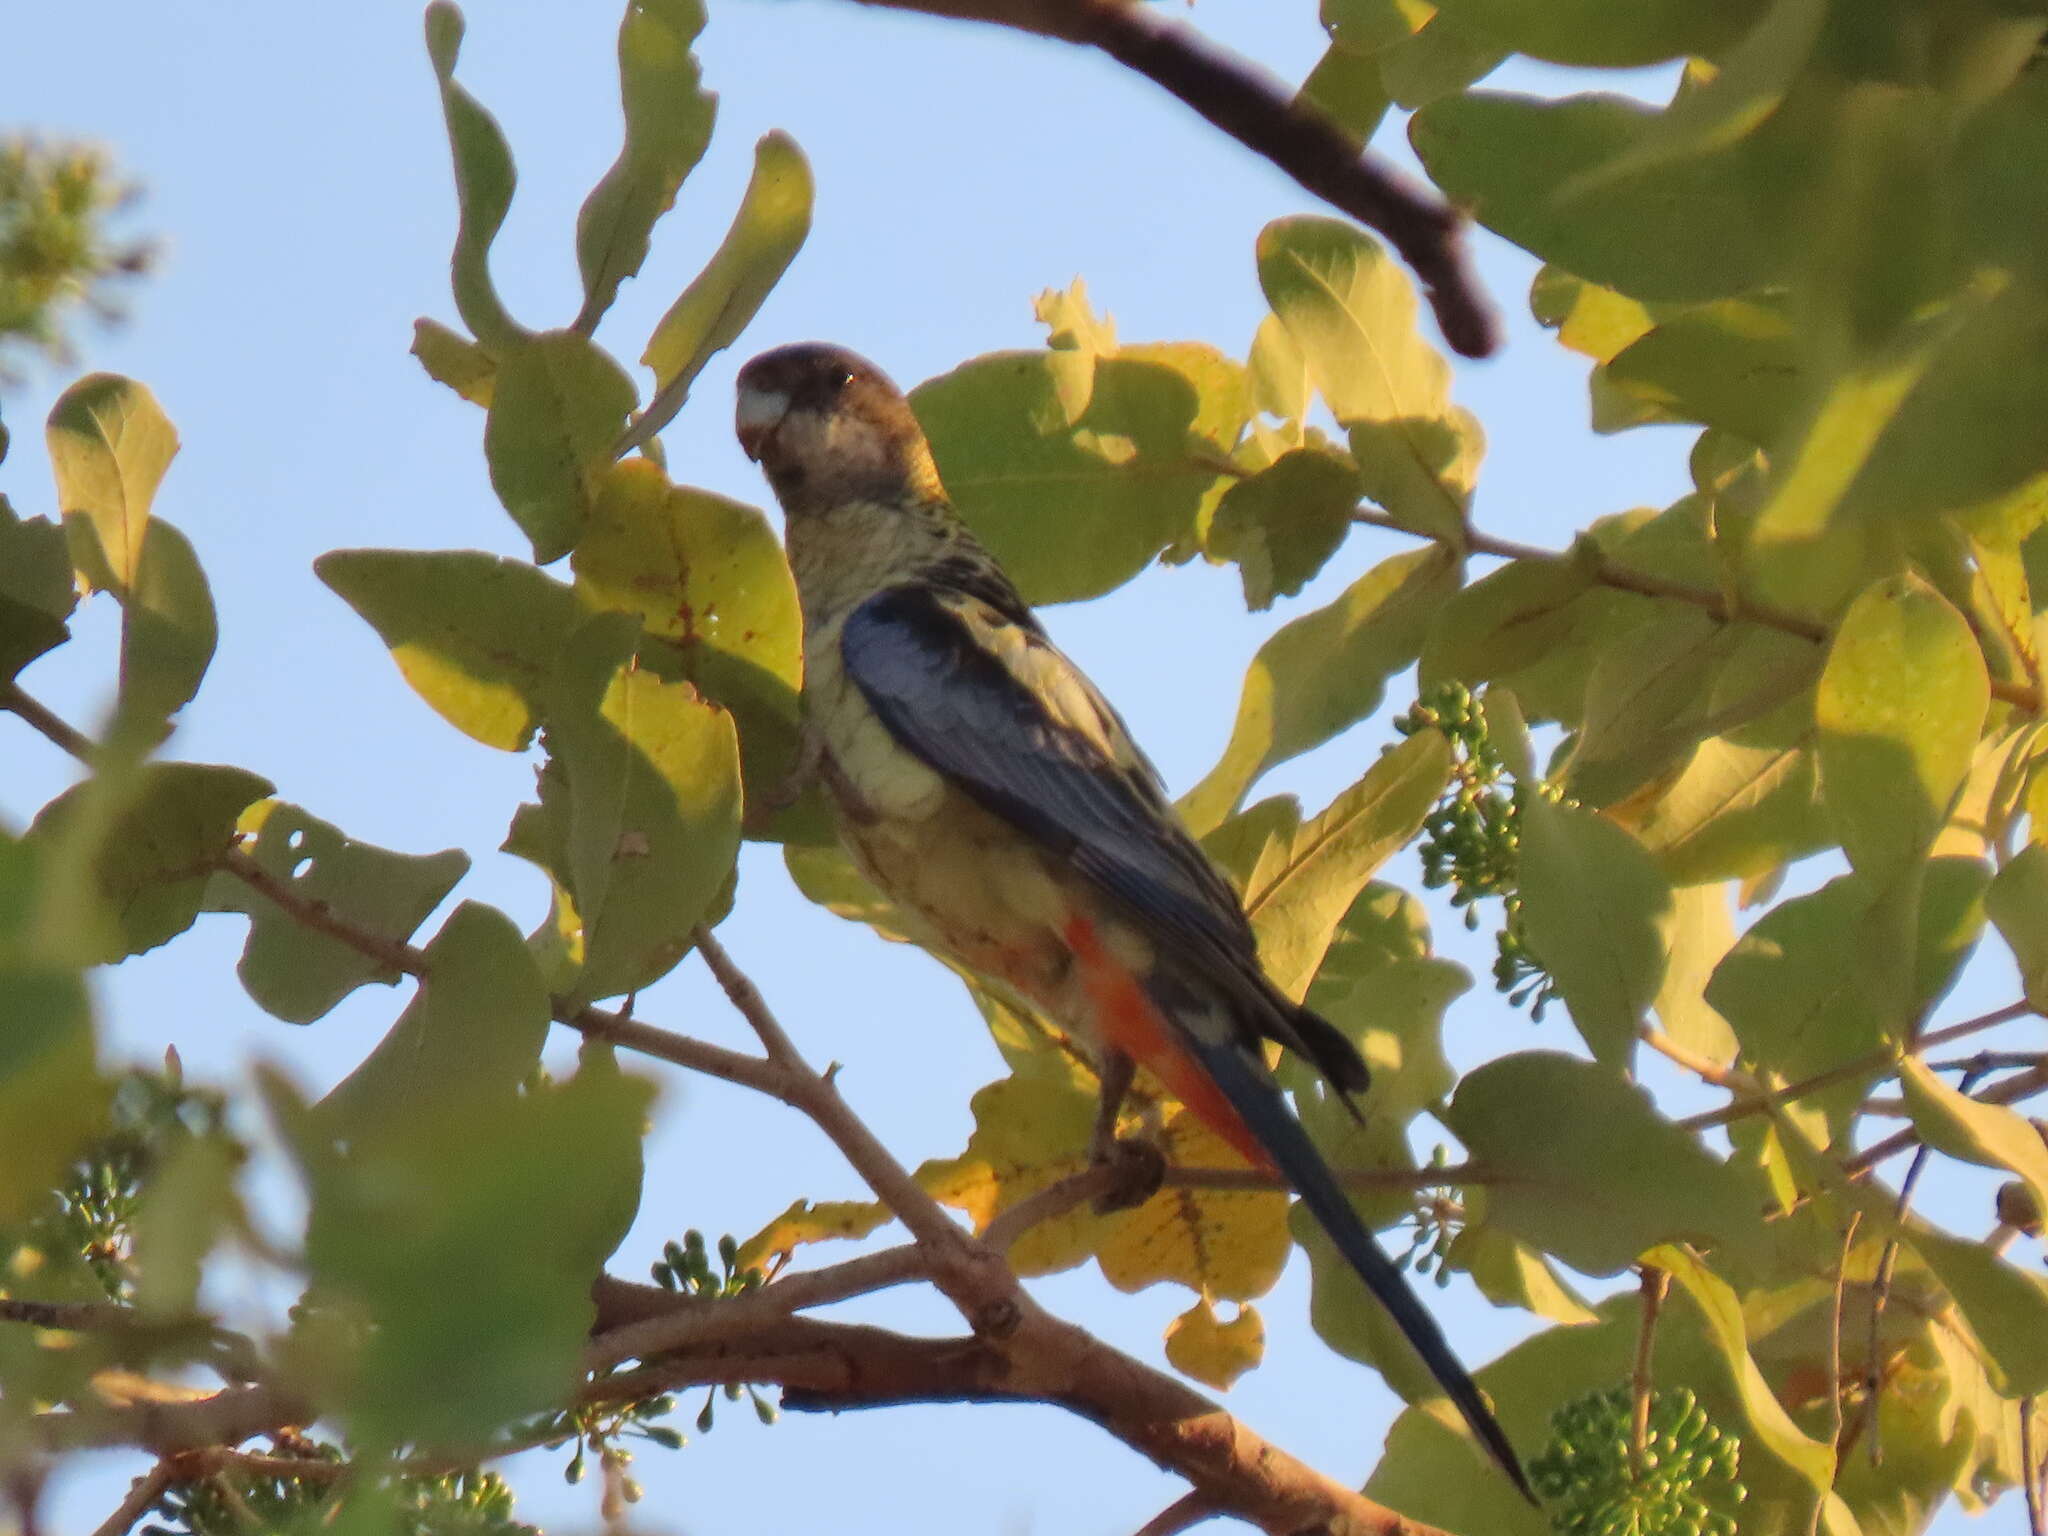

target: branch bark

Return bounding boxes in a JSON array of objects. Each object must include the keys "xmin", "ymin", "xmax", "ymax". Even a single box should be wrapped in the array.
[{"xmin": 839, "ymin": 0, "xmax": 1499, "ymax": 357}]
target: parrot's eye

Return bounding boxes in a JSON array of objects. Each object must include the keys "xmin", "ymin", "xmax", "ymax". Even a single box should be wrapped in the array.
[{"xmin": 834, "ymin": 367, "xmax": 857, "ymax": 390}]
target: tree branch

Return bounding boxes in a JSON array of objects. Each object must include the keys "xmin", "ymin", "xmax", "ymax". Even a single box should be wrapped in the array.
[
  {"xmin": 1351, "ymin": 510, "xmax": 2047, "ymax": 715},
  {"xmin": 1, "ymin": 679, "xmax": 95, "ymax": 760},
  {"xmin": 839, "ymin": 0, "xmax": 1499, "ymax": 357},
  {"xmin": 87, "ymin": 1462, "xmax": 175, "ymax": 1536}
]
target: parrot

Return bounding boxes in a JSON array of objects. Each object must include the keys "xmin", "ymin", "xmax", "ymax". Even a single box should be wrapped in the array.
[{"xmin": 735, "ymin": 340, "xmax": 1529, "ymax": 1500}]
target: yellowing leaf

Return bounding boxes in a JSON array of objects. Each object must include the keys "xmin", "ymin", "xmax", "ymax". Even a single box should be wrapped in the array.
[
  {"xmin": 735, "ymin": 1198, "xmax": 892, "ymax": 1272},
  {"xmin": 47, "ymin": 373, "xmax": 176, "ymax": 595},
  {"xmin": 1164, "ymin": 1297, "xmax": 1265, "ymax": 1390}
]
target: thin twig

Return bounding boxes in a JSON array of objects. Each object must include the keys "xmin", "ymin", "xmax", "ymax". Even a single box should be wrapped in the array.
[
  {"xmin": 2023, "ymin": 1398, "xmax": 2045, "ymax": 1536},
  {"xmin": 1638, "ymin": 1026, "xmax": 1736, "ymax": 1088},
  {"xmin": 86, "ymin": 1462, "xmax": 174, "ymax": 1536},
  {"xmin": 0, "ymin": 1299, "xmax": 263, "ymax": 1383},
  {"xmin": 1349, "ymin": 510, "xmax": 2046, "ymax": 715},
  {"xmin": 844, "ymin": 0, "xmax": 1498, "ymax": 356},
  {"xmin": 1628, "ymin": 1264, "xmax": 1670, "ymax": 1483},
  {"xmin": 1812, "ymin": 1212, "xmax": 1860, "ymax": 1536},
  {"xmin": 1857, "ymin": 1137, "xmax": 1940, "ymax": 1468},
  {"xmin": 1682, "ymin": 1000, "xmax": 2038, "ymax": 1135},
  {"xmin": 1132, "ymin": 1490, "xmax": 1217, "ymax": 1536},
  {"xmin": 1, "ymin": 680, "xmax": 95, "ymax": 760}
]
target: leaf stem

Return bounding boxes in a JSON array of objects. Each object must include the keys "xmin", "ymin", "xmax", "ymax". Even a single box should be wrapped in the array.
[
  {"xmin": 1628, "ymin": 1263, "xmax": 1669, "ymax": 1484},
  {"xmin": 0, "ymin": 680, "xmax": 94, "ymax": 760}
]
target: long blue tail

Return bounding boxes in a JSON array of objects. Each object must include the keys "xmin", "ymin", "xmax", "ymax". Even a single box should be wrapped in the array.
[{"xmin": 1182, "ymin": 1014, "xmax": 1534, "ymax": 1503}]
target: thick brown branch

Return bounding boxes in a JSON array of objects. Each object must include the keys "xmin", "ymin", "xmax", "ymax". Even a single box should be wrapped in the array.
[
  {"xmin": 842, "ymin": 0, "xmax": 1497, "ymax": 357},
  {"xmin": 32, "ymin": 1383, "xmax": 310, "ymax": 1457}
]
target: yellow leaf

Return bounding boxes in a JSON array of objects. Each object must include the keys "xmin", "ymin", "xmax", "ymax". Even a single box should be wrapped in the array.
[
  {"xmin": 1164, "ymin": 1296, "xmax": 1265, "ymax": 1390},
  {"xmin": 735, "ymin": 1197, "xmax": 891, "ymax": 1271}
]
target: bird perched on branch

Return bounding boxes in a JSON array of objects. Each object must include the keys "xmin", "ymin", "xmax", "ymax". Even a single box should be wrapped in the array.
[{"xmin": 736, "ymin": 341, "xmax": 1528, "ymax": 1500}]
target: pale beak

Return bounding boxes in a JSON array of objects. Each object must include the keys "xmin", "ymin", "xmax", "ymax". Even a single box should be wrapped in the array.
[{"xmin": 735, "ymin": 385, "xmax": 789, "ymax": 462}]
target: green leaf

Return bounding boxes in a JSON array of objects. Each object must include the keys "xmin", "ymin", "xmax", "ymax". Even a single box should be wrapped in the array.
[
  {"xmin": 410, "ymin": 318, "xmax": 495, "ymax": 407},
  {"xmin": 0, "ymin": 502, "xmax": 76, "ymax": 680},
  {"xmin": 1907, "ymin": 1218, "xmax": 2048, "ymax": 1396},
  {"xmin": 1705, "ymin": 861, "xmax": 1989, "ymax": 1141},
  {"xmin": 132, "ymin": 1131, "xmax": 242, "ymax": 1318},
  {"xmin": 1411, "ymin": 93, "xmax": 1783, "ymax": 303},
  {"xmin": 1615, "ymin": 730, "xmax": 1826, "ymax": 884},
  {"xmin": 1601, "ymin": 298, "xmax": 1802, "ymax": 447},
  {"xmin": 483, "ymin": 330, "xmax": 638, "ymax": 564},
  {"xmin": 1245, "ymin": 313, "xmax": 1309, "ymax": 425},
  {"xmin": 910, "ymin": 346, "xmax": 1244, "ymax": 604},
  {"xmin": 1899, "ymin": 1058, "xmax": 2048, "ymax": 1223},
  {"xmin": 1205, "ymin": 445, "xmax": 1360, "ymax": 610},
  {"xmin": 1446, "ymin": 1052, "xmax": 1763, "ymax": 1274},
  {"xmin": 27, "ymin": 761, "xmax": 272, "ymax": 961},
  {"xmin": 642, "ymin": 130, "xmax": 812, "ymax": 398},
  {"xmin": 570, "ymin": 460, "xmax": 802, "ymax": 797},
  {"xmin": 1447, "ymin": 1224, "xmax": 1598, "ymax": 1325},
  {"xmin": 46, "ymin": 372, "xmax": 176, "ymax": 594},
  {"xmin": 1987, "ymin": 842, "xmax": 2048, "ymax": 1009},
  {"xmin": 1298, "ymin": 46, "xmax": 1390, "ymax": 148},
  {"xmin": 424, "ymin": 2, "xmax": 525, "ymax": 349},
  {"xmin": 1816, "ymin": 573, "xmax": 1988, "ymax": 891},
  {"xmin": 0, "ymin": 835, "xmax": 106, "ymax": 1224},
  {"xmin": 317, "ymin": 549, "xmax": 583, "ymax": 752},
  {"xmin": 1419, "ymin": 555, "xmax": 1593, "ymax": 690},
  {"xmin": 208, "ymin": 801, "xmax": 470, "ymax": 1024},
  {"xmin": 545, "ymin": 615, "xmax": 741, "ymax": 1003},
  {"xmin": 1516, "ymin": 794, "xmax": 1674, "ymax": 1066},
  {"xmin": 317, "ymin": 902, "xmax": 550, "ymax": 1148},
  {"xmin": 111, "ymin": 520, "xmax": 218, "ymax": 743},
  {"xmin": 1425, "ymin": 0, "xmax": 1767, "ymax": 66},
  {"xmin": 1242, "ymin": 730, "xmax": 1452, "ymax": 1002},
  {"xmin": 1377, "ymin": 14, "xmax": 1505, "ymax": 109},
  {"xmin": 572, "ymin": 0, "xmax": 716, "ymax": 335},
  {"xmin": 281, "ymin": 1046, "xmax": 653, "ymax": 1448},
  {"xmin": 1181, "ymin": 545, "xmax": 1456, "ymax": 832}
]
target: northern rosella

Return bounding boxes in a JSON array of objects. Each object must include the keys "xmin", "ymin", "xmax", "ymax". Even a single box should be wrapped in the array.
[{"xmin": 736, "ymin": 342, "xmax": 1527, "ymax": 1498}]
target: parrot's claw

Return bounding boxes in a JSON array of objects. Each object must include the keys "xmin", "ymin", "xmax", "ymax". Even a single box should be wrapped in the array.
[{"xmin": 1091, "ymin": 1135, "xmax": 1167, "ymax": 1213}]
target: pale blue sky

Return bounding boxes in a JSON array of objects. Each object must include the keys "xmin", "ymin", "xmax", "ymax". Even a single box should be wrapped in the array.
[{"xmin": 0, "ymin": 3, "xmax": 2020, "ymax": 1532}]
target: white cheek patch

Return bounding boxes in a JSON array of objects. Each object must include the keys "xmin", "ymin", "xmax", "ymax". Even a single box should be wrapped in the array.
[{"xmin": 735, "ymin": 386, "xmax": 791, "ymax": 439}]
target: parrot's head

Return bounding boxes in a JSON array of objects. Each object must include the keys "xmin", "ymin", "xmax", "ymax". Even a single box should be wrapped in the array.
[{"xmin": 735, "ymin": 343, "xmax": 942, "ymax": 512}]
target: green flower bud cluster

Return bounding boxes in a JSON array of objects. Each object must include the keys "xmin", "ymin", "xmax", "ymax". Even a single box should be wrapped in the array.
[
  {"xmin": 1394, "ymin": 683, "xmax": 1561, "ymax": 1019},
  {"xmin": 1529, "ymin": 1385, "xmax": 1745, "ymax": 1536},
  {"xmin": 1392, "ymin": 1147, "xmax": 1460, "ymax": 1287},
  {"xmin": 145, "ymin": 1442, "xmax": 534, "ymax": 1536},
  {"xmin": 651, "ymin": 1227, "xmax": 765, "ymax": 1300},
  {"xmin": 57, "ymin": 1054, "xmax": 231, "ymax": 1300}
]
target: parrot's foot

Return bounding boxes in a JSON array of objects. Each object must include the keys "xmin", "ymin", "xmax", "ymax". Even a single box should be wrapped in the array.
[{"xmin": 1091, "ymin": 1135, "xmax": 1167, "ymax": 1213}]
